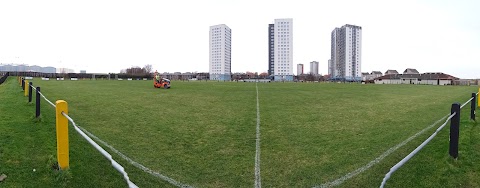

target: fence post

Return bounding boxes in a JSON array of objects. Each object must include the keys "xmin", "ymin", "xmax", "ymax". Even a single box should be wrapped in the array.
[
  {"xmin": 21, "ymin": 78, "xmax": 25, "ymax": 90},
  {"xmin": 28, "ymin": 82, "xmax": 33, "ymax": 102},
  {"xmin": 24, "ymin": 80, "xmax": 28, "ymax": 97},
  {"xmin": 36, "ymin": 87, "xmax": 41, "ymax": 118},
  {"xmin": 55, "ymin": 100, "xmax": 69, "ymax": 170},
  {"xmin": 472, "ymin": 93, "xmax": 476, "ymax": 121},
  {"xmin": 449, "ymin": 102, "xmax": 461, "ymax": 159}
]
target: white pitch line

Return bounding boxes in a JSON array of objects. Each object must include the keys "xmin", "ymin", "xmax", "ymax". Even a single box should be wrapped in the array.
[
  {"xmin": 255, "ymin": 82, "xmax": 262, "ymax": 188},
  {"xmin": 77, "ymin": 126, "xmax": 194, "ymax": 188},
  {"xmin": 314, "ymin": 113, "xmax": 450, "ymax": 188}
]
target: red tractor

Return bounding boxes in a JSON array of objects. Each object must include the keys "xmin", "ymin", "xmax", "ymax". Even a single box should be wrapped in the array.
[{"xmin": 153, "ymin": 71, "xmax": 171, "ymax": 89}]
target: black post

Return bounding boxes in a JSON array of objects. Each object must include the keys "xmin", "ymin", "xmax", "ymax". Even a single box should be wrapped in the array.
[
  {"xmin": 471, "ymin": 93, "xmax": 476, "ymax": 121},
  {"xmin": 449, "ymin": 102, "xmax": 461, "ymax": 159},
  {"xmin": 28, "ymin": 82, "xmax": 33, "ymax": 103},
  {"xmin": 36, "ymin": 87, "xmax": 41, "ymax": 118},
  {"xmin": 21, "ymin": 78, "xmax": 25, "ymax": 90}
]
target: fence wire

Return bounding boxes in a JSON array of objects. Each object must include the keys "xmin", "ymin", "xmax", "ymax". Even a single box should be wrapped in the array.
[
  {"xmin": 26, "ymin": 82, "xmax": 137, "ymax": 187},
  {"xmin": 460, "ymin": 97, "xmax": 474, "ymax": 109},
  {"xmin": 29, "ymin": 84, "xmax": 56, "ymax": 107},
  {"xmin": 61, "ymin": 112, "xmax": 138, "ymax": 188},
  {"xmin": 379, "ymin": 112, "xmax": 457, "ymax": 188}
]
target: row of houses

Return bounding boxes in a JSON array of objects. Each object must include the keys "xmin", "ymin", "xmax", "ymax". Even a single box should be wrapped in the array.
[
  {"xmin": 362, "ymin": 68, "xmax": 423, "ymax": 81},
  {"xmin": 374, "ymin": 72, "xmax": 458, "ymax": 85},
  {"xmin": 362, "ymin": 68, "xmax": 460, "ymax": 85}
]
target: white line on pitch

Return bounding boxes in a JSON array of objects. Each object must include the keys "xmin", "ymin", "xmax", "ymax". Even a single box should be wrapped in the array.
[
  {"xmin": 78, "ymin": 126, "xmax": 194, "ymax": 188},
  {"xmin": 255, "ymin": 82, "xmax": 262, "ymax": 188},
  {"xmin": 314, "ymin": 114, "xmax": 450, "ymax": 188}
]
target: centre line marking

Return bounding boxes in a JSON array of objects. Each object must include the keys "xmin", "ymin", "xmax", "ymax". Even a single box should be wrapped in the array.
[{"xmin": 255, "ymin": 82, "xmax": 262, "ymax": 188}]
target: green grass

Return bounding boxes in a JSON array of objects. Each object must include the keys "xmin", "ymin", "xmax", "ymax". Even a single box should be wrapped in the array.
[
  {"xmin": 0, "ymin": 77, "xmax": 127, "ymax": 187},
  {"xmin": 1, "ymin": 77, "xmax": 479, "ymax": 187}
]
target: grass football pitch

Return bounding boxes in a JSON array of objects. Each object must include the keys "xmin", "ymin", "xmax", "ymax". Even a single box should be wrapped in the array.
[{"xmin": 2, "ymin": 78, "xmax": 479, "ymax": 187}]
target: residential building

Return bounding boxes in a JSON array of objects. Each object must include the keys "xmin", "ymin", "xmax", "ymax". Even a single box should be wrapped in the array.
[
  {"xmin": 330, "ymin": 24, "xmax": 362, "ymax": 81},
  {"xmin": 310, "ymin": 61, "xmax": 319, "ymax": 75},
  {"xmin": 385, "ymin": 70, "xmax": 399, "ymax": 75},
  {"xmin": 297, "ymin": 64, "xmax": 304, "ymax": 75},
  {"xmin": 362, "ymin": 71, "xmax": 384, "ymax": 81},
  {"xmin": 209, "ymin": 24, "xmax": 232, "ymax": 81},
  {"xmin": 403, "ymin": 68, "xmax": 419, "ymax": 74},
  {"xmin": 371, "ymin": 71, "xmax": 383, "ymax": 78},
  {"xmin": 271, "ymin": 18, "xmax": 293, "ymax": 81},
  {"xmin": 361, "ymin": 72, "xmax": 370, "ymax": 81},
  {"xmin": 328, "ymin": 59, "xmax": 333, "ymax": 76},
  {"xmin": 374, "ymin": 72, "xmax": 458, "ymax": 85},
  {"xmin": 268, "ymin": 24, "xmax": 275, "ymax": 76}
]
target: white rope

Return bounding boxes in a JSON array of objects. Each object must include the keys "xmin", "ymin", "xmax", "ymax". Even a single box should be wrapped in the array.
[
  {"xmin": 27, "ymin": 84, "xmax": 55, "ymax": 107},
  {"xmin": 77, "ymin": 126, "xmax": 194, "ymax": 188},
  {"xmin": 315, "ymin": 113, "xmax": 450, "ymax": 188},
  {"xmin": 31, "ymin": 85, "xmax": 192, "ymax": 187},
  {"xmin": 30, "ymin": 84, "xmax": 37, "ymax": 91},
  {"xmin": 61, "ymin": 112, "xmax": 138, "ymax": 188},
  {"xmin": 460, "ymin": 97, "xmax": 473, "ymax": 109},
  {"xmin": 379, "ymin": 112, "xmax": 456, "ymax": 188},
  {"xmin": 39, "ymin": 92, "xmax": 56, "ymax": 107}
]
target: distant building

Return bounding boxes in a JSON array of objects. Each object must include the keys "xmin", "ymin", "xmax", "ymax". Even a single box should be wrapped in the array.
[
  {"xmin": 374, "ymin": 72, "xmax": 458, "ymax": 85},
  {"xmin": 297, "ymin": 64, "xmax": 304, "ymax": 75},
  {"xmin": 328, "ymin": 59, "xmax": 333, "ymax": 76},
  {"xmin": 403, "ymin": 68, "xmax": 419, "ymax": 74},
  {"xmin": 0, "ymin": 64, "xmax": 56, "ymax": 73},
  {"xmin": 361, "ymin": 72, "xmax": 370, "ymax": 81},
  {"xmin": 310, "ymin": 61, "xmax": 319, "ymax": 75},
  {"xmin": 272, "ymin": 18, "xmax": 293, "ymax": 81},
  {"xmin": 29, "ymin": 65, "xmax": 41, "ymax": 72},
  {"xmin": 209, "ymin": 24, "xmax": 232, "ymax": 81},
  {"xmin": 57, "ymin": 68, "xmax": 74, "ymax": 73},
  {"xmin": 43, "ymin": 67, "xmax": 56, "ymax": 73},
  {"xmin": 80, "ymin": 70, "xmax": 87, "ymax": 74},
  {"xmin": 385, "ymin": 70, "xmax": 399, "ymax": 75},
  {"xmin": 371, "ymin": 71, "xmax": 383, "ymax": 78},
  {"xmin": 330, "ymin": 24, "xmax": 362, "ymax": 81},
  {"xmin": 362, "ymin": 71, "xmax": 384, "ymax": 81},
  {"xmin": 268, "ymin": 24, "xmax": 275, "ymax": 76}
]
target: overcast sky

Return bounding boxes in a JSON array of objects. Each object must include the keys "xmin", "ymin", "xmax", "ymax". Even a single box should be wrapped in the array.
[{"xmin": 1, "ymin": 0, "xmax": 479, "ymax": 78}]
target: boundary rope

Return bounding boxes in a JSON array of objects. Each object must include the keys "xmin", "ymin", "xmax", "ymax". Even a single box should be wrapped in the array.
[
  {"xmin": 379, "ymin": 112, "xmax": 457, "ymax": 187},
  {"xmin": 29, "ymin": 83, "xmax": 192, "ymax": 187},
  {"xmin": 62, "ymin": 112, "xmax": 138, "ymax": 188}
]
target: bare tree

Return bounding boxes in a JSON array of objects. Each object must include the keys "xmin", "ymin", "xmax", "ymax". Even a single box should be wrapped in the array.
[
  {"xmin": 143, "ymin": 64, "xmax": 153, "ymax": 73},
  {"xmin": 259, "ymin": 72, "xmax": 268, "ymax": 78}
]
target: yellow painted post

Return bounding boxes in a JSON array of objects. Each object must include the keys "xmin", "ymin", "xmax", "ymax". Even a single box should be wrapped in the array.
[
  {"xmin": 55, "ymin": 100, "xmax": 69, "ymax": 170},
  {"xmin": 24, "ymin": 80, "xmax": 28, "ymax": 97}
]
